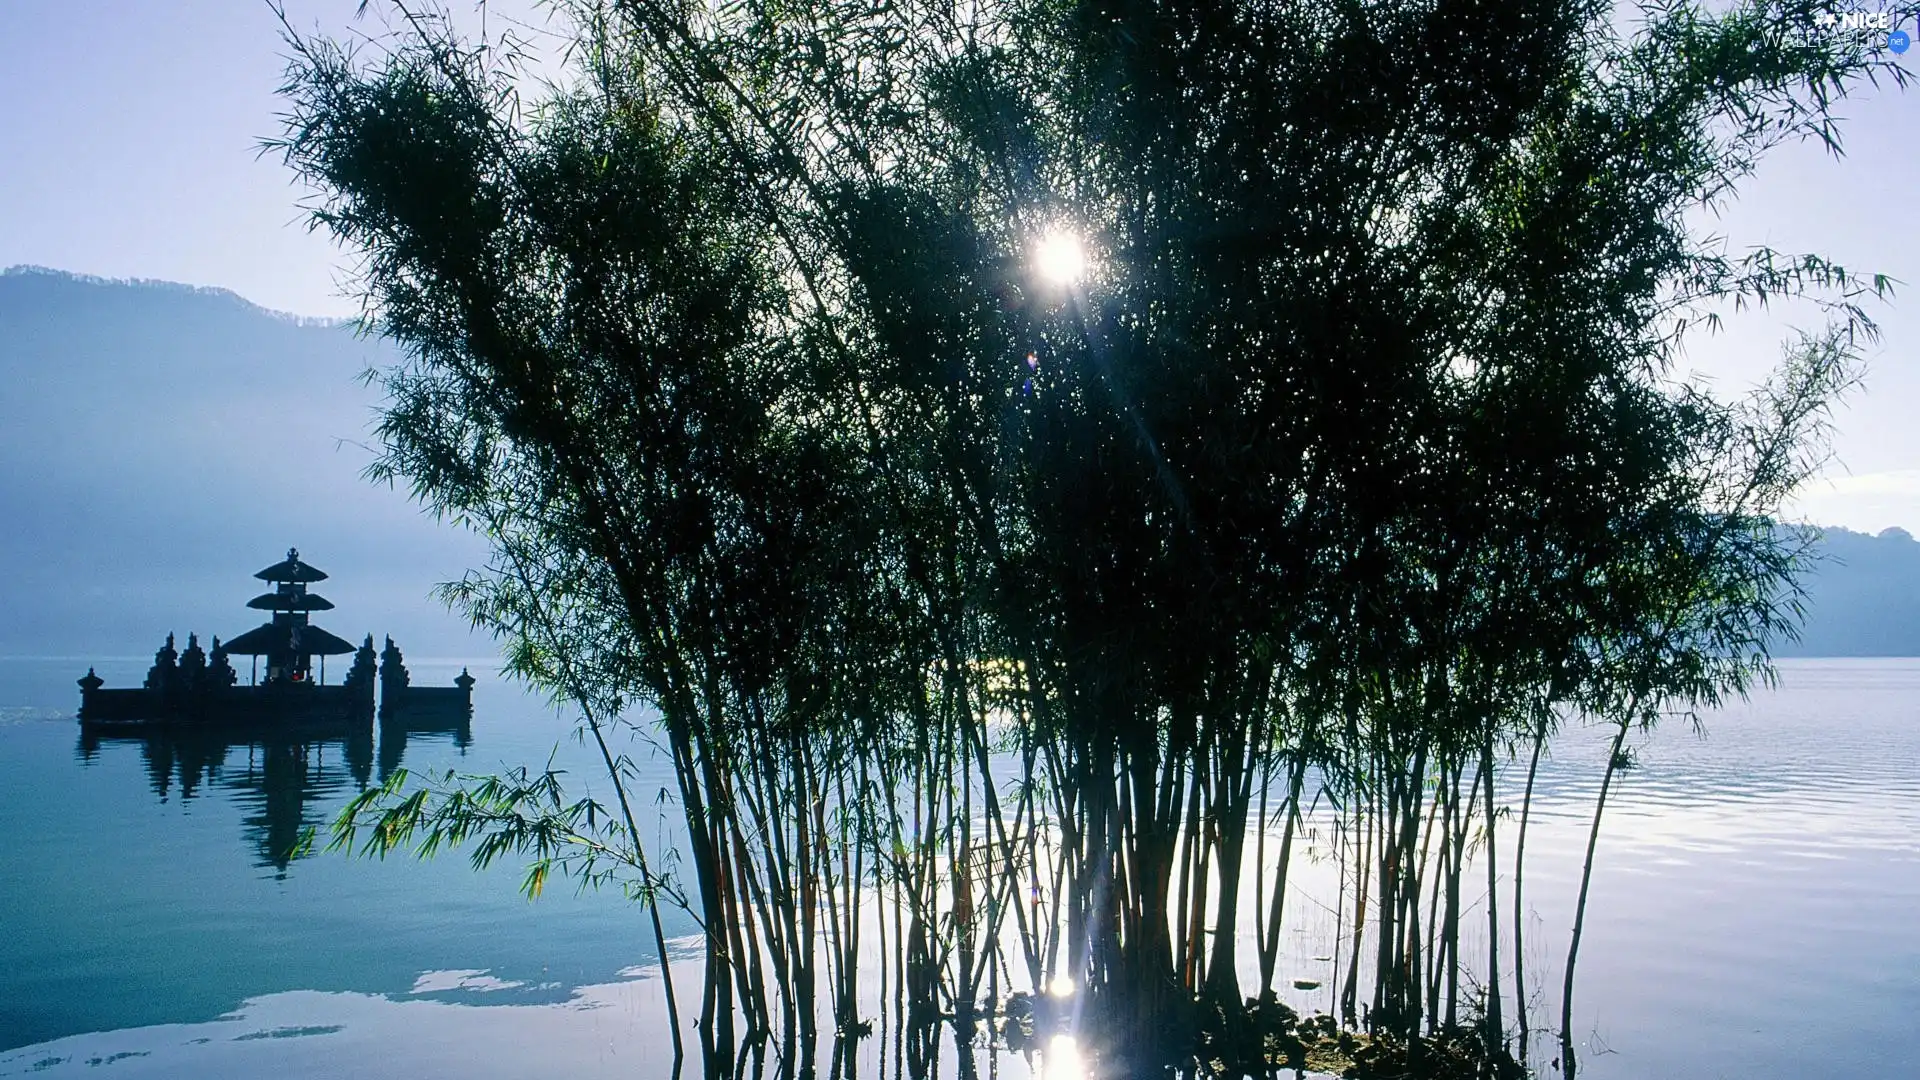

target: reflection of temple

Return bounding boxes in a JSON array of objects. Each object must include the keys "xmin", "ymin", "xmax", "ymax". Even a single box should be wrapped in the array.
[
  {"xmin": 77, "ymin": 724, "xmax": 375, "ymax": 874},
  {"xmin": 77, "ymin": 711, "xmax": 472, "ymax": 875},
  {"xmin": 77, "ymin": 549, "xmax": 472, "ymax": 726}
]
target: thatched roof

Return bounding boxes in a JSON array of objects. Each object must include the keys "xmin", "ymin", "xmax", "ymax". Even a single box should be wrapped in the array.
[
  {"xmin": 246, "ymin": 591, "xmax": 335, "ymax": 612},
  {"xmin": 222, "ymin": 621, "xmax": 356, "ymax": 656},
  {"xmin": 254, "ymin": 547, "xmax": 328, "ymax": 583}
]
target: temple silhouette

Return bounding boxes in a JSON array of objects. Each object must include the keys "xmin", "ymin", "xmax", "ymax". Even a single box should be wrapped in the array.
[{"xmin": 78, "ymin": 548, "xmax": 473, "ymax": 728}]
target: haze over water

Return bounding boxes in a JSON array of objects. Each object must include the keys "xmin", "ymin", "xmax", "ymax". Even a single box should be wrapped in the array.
[{"xmin": 1, "ymin": 657, "xmax": 1914, "ymax": 1079}]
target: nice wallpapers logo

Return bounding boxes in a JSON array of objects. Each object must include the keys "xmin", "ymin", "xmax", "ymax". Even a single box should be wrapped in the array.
[{"xmin": 1811, "ymin": 9, "xmax": 1911, "ymax": 52}]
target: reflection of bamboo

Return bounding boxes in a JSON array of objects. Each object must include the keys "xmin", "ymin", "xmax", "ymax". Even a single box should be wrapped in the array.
[
  {"xmin": 1512, "ymin": 720, "xmax": 1546, "ymax": 1062},
  {"xmin": 1255, "ymin": 754, "xmax": 1306, "ymax": 1000},
  {"xmin": 1420, "ymin": 764, "xmax": 1447, "ymax": 1022},
  {"xmin": 1562, "ymin": 718, "xmax": 1633, "ymax": 1080},
  {"xmin": 1481, "ymin": 730, "xmax": 1505, "ymax": 1053},
  {"xmin": 1331, "ymin": 805, "xmax": 1346, "ymax": 1023},
  {"xmin": 1341, "ymin": 791, "xmax": 1368, "ymax": 1025}
]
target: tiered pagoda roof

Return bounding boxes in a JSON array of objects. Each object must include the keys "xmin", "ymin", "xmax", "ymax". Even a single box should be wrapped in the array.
[
  {"xmin": 222, "ymin": 622, "xmax": 357, "ymax": 656},
  {"xmin": 253, "ymin": 551, "xmax": 329, "ymax": 583},
  {"xmin": 246, "ymin": 589, "xmax": 335, "ymax": 612},
  {"xmin": 223, "ymin": 548, "xmax": 357, "ymax": 659}
]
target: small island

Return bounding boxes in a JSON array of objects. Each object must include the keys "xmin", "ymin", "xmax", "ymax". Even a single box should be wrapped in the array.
[{"xmin": 77, "ymin": 547, "xmax": 473, "ymax": 729}]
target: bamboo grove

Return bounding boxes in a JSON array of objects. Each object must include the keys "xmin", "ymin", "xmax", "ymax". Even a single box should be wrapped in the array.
[{"xmin": 276, "ymin": 0, "xmax": 1908, "ymax": 1075}]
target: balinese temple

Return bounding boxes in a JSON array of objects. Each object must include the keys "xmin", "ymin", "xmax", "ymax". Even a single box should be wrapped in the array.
[
  {"xmin": 224, "ymin": 549, "xmax": 356, "ymax": 686},
  {"xmin": 78, "ymin": 548, "xmax": 474, "ymax": 727}
]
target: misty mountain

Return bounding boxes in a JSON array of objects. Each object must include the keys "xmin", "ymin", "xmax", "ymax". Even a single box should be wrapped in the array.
[
  {"xmin": 1777, "ymin": 526, "xmax": 1920, "ymax": 657},
  {"xmin": 0, "ymin": 266, "xmax": 489, "ymax": 660}
]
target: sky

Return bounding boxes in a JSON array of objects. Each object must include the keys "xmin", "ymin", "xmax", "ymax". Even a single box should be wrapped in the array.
[{"xmin": 0, "ymin": 1, "xmax": 1916, "ymax": 529}]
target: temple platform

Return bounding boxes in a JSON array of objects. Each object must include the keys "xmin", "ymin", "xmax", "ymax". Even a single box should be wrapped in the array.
[
  {"xmin": 80, "ymin": 683, "xmax": 373, "ymax": 727},
  {"xmin": 77, "ymin": 548, "xmax": 476, "ymax": 732}
]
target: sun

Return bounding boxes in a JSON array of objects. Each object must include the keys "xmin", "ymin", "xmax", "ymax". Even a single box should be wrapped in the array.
[{"xmin": 1033, "ymin": 228, "xmax": 1087, "ymax": 287}]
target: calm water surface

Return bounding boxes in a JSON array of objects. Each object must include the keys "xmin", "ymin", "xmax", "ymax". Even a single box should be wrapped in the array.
[{"xmin": 0, "ymin": 657, "xmax": 1915, "ymax": 1079}]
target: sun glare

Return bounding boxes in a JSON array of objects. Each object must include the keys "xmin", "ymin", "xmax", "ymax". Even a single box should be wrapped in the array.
[
  {"xmin": 1040, "ymin": 1035, "xmax": 1088, "ymax": 1080},
  {"xmin": 1034, "ymin": 229, "xmax": 1087, "ymax": 286}
]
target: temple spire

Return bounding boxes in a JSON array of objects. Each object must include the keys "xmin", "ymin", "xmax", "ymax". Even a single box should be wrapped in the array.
[{"xmin": 222, "ymin": 548, "xmax": 354, "ymax": 683}]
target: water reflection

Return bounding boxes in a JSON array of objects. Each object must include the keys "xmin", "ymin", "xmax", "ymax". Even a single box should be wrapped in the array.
[
  {"xmin": 74, "ymin": 713, "xmax": 473, "ymax": 875},
  {"xmin": 11, "ymin": 660, "xmax": 1916, "ymax": 1079},
  {"xmin": 0, "ymin": 977, "xmax": 996, "ymax": 1080},
  {"xmin": 377, "ymin": 709, "xmax": 471, "ymax": 782}
]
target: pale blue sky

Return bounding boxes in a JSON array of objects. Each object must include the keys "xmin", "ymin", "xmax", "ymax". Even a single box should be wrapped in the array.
[
  {"xmin": 0, "ymin": 1, "xmax": 1914, "ymax": 528},
  {"xmin": 0, "ymin": 1, "xmax": 552, "ymax": 320}
]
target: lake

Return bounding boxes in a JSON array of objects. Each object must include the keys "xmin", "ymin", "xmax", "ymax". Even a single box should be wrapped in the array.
[{"xmin": 1, "ymin": 656, "xmax": 1915, "ymax": 1078}]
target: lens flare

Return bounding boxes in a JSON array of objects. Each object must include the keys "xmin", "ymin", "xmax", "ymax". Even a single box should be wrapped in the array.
[
  {"xmin": 1040, "ymin": 1035, "xmax": 1087, "ymax": 1080},
  {"xmin": 1033, "ymin": 229, "xmax": 1087, "ymax": 286}
]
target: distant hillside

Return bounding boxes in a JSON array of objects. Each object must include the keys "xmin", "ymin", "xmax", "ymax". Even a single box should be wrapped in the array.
[
  {"xmin": 1780, "ymin": 526, "xmax": 1920, "ymax": 657},
  {"xmin": 0, "ymin": 266, "xmax": 488, "ymax": 659}
]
